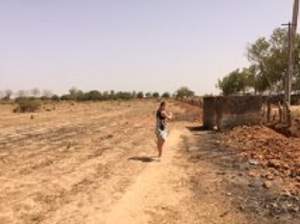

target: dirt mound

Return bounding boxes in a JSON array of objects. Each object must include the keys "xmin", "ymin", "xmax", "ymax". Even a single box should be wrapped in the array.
[
  {"xmin": 223, "ymin": 125, "xmax": 300, "ymax": 195},
  {"xmin": 289, "ymin": 118, "xmax": 300, "ymax": 137},
  {"xmin": 269, "ymin": 117, "xmax": 300, "ymax": 137}
]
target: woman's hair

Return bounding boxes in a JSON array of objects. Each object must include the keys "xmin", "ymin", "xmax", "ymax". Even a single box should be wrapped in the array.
[{"xmin": 159, "ymin": 101, "xmax": 166, "ymax": 108}]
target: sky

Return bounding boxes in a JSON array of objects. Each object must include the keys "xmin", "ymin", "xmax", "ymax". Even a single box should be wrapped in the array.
[{"xmin": 0, "ymin": 0, "xmax": 297, "ymax": 95}]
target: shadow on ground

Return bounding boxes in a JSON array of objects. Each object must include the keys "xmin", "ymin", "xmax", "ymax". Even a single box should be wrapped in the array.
[
  {"xmin": 128, "ymin": 156, "xmax": 157, "ymax": 163},
  {"xmin": 186, "ymin": 125, "xmax": 207, "ymax": 132}
]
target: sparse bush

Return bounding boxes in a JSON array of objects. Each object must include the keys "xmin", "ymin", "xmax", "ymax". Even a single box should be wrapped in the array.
[
  {"xmin": 14, "ymin": 98, "xmax": 42, "ymax": 113},
  {"xmin": 83, "ymin": 90, "xmax": 102, "ymax": 101},
  {"xmin": 115, "ymin": 91, "xmax": 133, "ymax": 100},
  {"xmin": 60, "ymin": 94, "xmax": 73, "ymax": 101}
]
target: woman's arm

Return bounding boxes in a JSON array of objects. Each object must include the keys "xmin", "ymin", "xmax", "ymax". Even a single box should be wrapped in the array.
[{"xmin": 162, "ymin": 111, "xmax": 173, "ymax": 120}]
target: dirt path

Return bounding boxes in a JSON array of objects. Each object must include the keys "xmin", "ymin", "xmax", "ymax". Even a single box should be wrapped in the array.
[
  {"xmin": 93, "ymin": 125, "xmax": 250, "ymax": 224},
  {"xmin": 101, "ymin": 129, "xmax": 184, "ymax": 224}
]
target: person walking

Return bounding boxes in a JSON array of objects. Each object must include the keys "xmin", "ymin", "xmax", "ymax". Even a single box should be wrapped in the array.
[{"xmin": 155, "ymin": 101, "xmax": 173, "ymax": 158}]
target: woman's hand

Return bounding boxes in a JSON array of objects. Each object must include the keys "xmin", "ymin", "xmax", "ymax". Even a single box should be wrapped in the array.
[
  {"xmin": 161, "ymin": 111, "xmax": 173, "ymax": 120},
  {"xmin": 167, "ymin": 112, "xmax": 173, "ymax": 120}
]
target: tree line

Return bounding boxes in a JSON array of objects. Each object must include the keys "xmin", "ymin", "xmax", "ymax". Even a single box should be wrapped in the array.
[
  {"xmin": 0, "ymin": 86, "xmax": 195, "ymax": 102},
  {"xmin": 217, "ymin": 27, "xmax": 300, "ymax": 95}
]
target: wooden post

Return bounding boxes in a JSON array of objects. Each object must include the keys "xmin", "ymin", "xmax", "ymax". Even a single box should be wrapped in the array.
[
  {"xmin": 283, "ymin": 101, "xmax": 292, "ymax": 127},
  {"xmin": 267, "ymin": 100, "xmax": 271, "ymax": 123},
  {"xmin": 278, "ymin": 101, "xmax": 283, "ymax": 123},
  {"xmin": 286, "ymin": 0, "xmax": 299, "ymax": 106}
]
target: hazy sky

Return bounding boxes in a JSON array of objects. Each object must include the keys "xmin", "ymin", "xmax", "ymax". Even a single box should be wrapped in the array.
[{"xmin": 0, "ymin": 0, "xmax": 296, "ymax": 95}]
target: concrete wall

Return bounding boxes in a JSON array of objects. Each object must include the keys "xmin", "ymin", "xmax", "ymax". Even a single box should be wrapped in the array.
[{"xmin": 203, "ymin": 96, "xmax": 263, "ymax": 130}]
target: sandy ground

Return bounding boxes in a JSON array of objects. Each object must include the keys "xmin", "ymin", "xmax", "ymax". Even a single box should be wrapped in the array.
[{"xmin": 0, "ymin": 100, "xmax": 297, "ymax": 224}]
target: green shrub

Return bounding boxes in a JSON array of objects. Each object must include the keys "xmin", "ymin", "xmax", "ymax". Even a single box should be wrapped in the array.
[{"xmin": 14, "ymin": 98, "xmax": 42, "ymax": 113}]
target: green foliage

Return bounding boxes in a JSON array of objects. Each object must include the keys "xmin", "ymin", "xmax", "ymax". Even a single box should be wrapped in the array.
[
  {"xmin": 217, "ymin": 68, "xmax": 255, "ymax": 95},
  {"xmin": 115, "ymin": 91, "xmax": 133, "ymax": 100},
  {"xmin": 137, "ymin": 91, "xmax": 144, "ymax": 99},
  {"xmin": 162, "ymin": 92, "xmax": 171, "ymax": 98},
  {"xmin": 14, "ymin": 98, "xmax": 42, "ymax": 113},
  {"xmin": 80, "ymin": 90, "xmax": 102, "ymax": 101},
  {"xmin": 175, "ymin": 87, "xmax": 195, "ymax": 99},
  {"xmin": 68, "ymin": 87, "xmax": 84, "ymax": 100},
  {"xmin": 7, "ymin": 88, "xmax": 183, "ymax": 102},
  {"xmin": 51, "ymin": 95, "xmax": 60, "ymax": 101},
  {"xmin": 152, "ymin": 92, "xmax": 160, "ymax": 98},
  {"xmin": 217, "ymin": 27, "xmax": 300, "ymax": 95}
]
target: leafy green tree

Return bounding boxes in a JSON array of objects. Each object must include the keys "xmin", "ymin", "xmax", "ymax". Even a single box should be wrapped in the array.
[
  {"xmin": 152, "ymin": 92, "xmax": 160, "ymax": 98},
  {"xmin": 162, "ymin": 92, "xmax": 171, "ymax": 98},
  {"xmin": 217, "ymin": 68, "xmax": 255, "ymax": 95},
  {"xmin": 84, "ymin": 90, "xmax": 102, "ymax": 101},
  {"xmin": 115, "ymin": 91, "xmax": 132, "ymax": 100},
  {"xmin": 247, "ymin": 28, "xmax": 290, "ymax": 93},
  {"xmin": 137, "ymin": 91, "xmax": 144, "ymax": 99},
  {"xmin": 217, "ymin": 27, "xmax": 300, "ymax": 94},
  {"xmin": 175, "ymin": 87, "xmax": 195, "ymax": 99},
  {"xmin": 69, "ymin": 87, "xmax": 83, "ymax": 100}
]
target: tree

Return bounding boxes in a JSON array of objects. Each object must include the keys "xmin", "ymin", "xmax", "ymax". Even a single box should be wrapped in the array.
[
  {"xmin": 42, "ymin": 90, "xmax": 53, "ymax": 98},
  {"xmin": 162, "ymin": 92, "xmax": 171, "ymax": 98},
  {"xmin": 217, "ymin": 27, "xmax": 300, "ymax": 94},
  {"xmin": 137, "ymin": 91, "xmax": 144, "ymax": 99},
  {"xmin": 145, "ymin": 92, "xmax": 152, "ymax": 98},
  {"xmin": 131, "ymin": 91, "xmax": 137, "ymax": 98},
  {"xmin": 217, "ymin": 68, "xmax": 255, "ymax": 95},
  {"xmin": 17, "ymin": 90, "xmax": 26, "ymax": 98},
  {"xmin": 31, "ymin": 88, "xmax": 40, "ymax": 97},
  {"xmin": 51, "ymin": 95, "xmax": 60, "ymax": 101},
  {"xmin": 4, "ymin": 89, "xmax": 13, "ymax": 100},
  {"xmin": 247, "ymin": 28, "xmax": 290, "ymax": 93},
  {"xmin": 69, "ymin": 87, "xmax": 83, "ymax": 100},
  {"xmin": 152, "ymin": 92, "xmax": 160, "ymax": 98},
  {"xmin": 115, "ymin": 91, "xmax": 132, "ymax": 100},
  {"xmin": 84, "ymin": 90, "xmax": 102, "ymax": 101},
  {"xmin": 175, "ymin": 87, "xmax": 195, "ymax": 98},
  {"xmin": 109, "ymin": 90, "xmax": 115, "ymax": 100}
]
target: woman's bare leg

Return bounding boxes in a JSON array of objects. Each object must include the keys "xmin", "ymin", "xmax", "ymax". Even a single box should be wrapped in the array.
[
  {"xmin": 157, "ymin": 138, "xmax": 161, "ymax": 157},
  {"xmin": 157, "ymin": 138, "xmax": 165, "ymax": 157}
]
